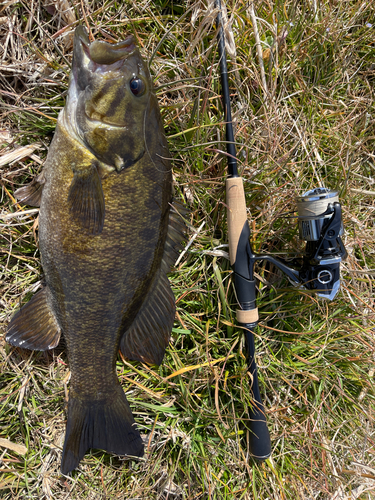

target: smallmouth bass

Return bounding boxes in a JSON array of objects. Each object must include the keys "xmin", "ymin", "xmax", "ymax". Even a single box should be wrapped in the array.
[{"xmin": 6, "ymin": 26, "xmax": 185, "ymax": 474}]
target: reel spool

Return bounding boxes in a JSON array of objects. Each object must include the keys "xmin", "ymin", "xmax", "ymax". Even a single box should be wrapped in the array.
[{"xmin": 296, "ymin": 187, "xmax": 343, "ymax": 242}]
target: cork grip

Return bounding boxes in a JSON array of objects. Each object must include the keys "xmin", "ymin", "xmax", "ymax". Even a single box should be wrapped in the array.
[
  {"xmin": 226, "ymin": 177, "xmax": 248, "ymax": 266},
  {"xmin": 236, "ymin": 308, "xmax": 259, "ymax": 324}
]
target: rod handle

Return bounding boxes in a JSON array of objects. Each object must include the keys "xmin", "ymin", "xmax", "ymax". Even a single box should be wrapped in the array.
[
  {"xmin": 244, "ymin": 325, "xmax": 272, "ymax": 460},
  {"xmin": 226, "ymin": 177, "xmax": 248, "ymax": 266}
]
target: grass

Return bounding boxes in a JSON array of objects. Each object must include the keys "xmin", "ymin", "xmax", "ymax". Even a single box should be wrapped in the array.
[{"xmin": 1, "ymin": 0, "xmax": 375, "ymax": 498}]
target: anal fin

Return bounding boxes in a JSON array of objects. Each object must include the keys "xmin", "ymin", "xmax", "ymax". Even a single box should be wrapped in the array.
[
  {"xmin": 120, "ymin": 271, "xmax": 176, "ymax": 366},
  {"xmin": 68, "ymin": 163, "xmax": 105, "ymax": 235},
  {"xmin": 6, "ymin": 287, "xmax": 61, "ymax": 351}
]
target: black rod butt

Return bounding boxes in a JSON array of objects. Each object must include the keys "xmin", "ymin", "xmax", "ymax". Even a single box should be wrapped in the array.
[
  {"xmin": 244, "ymin": 324, "xmax": 272, "ymax": 460},
  {"xmin": 247, "ymin": 404, "xmax": 272, "ymax": 460}
]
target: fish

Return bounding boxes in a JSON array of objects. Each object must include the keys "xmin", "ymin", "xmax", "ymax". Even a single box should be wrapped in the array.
[{"xmin": 6, "ymin": 26, "xmax": 185, "ymax": 474}]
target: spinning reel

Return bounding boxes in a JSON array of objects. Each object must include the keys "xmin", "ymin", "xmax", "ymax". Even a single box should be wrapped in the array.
[
  {"xmin": 295, "ymin": 187, "xmax": 347, "ymax": 299},
  {"xmin": 248, "ymin": 187, "xmax": 347, "ymax": 301}
]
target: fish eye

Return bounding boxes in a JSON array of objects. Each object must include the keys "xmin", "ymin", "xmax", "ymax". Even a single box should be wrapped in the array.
[{"xmin": 129, "ymin": 76, "xmax": 146, "ymax": 96}]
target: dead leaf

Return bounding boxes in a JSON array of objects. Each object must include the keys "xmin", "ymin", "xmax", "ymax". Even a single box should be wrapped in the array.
[{"xmin": 0, "ymin": 438, "xmax": 27, "ymax": 455}]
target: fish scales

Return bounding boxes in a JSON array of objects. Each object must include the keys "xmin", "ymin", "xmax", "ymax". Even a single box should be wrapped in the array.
[{"xmin": 6, "ymin": 26, "xmax": 185, "ymax": 474}]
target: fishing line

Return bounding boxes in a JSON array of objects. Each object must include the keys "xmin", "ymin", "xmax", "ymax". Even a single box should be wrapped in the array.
[
  {"xmin": 143, "ymin": 93, "xmax": 173, "ymax": 174},
  {"xmin": 148, "ymin": 5, "xmax": 196, "ymax": 68}
]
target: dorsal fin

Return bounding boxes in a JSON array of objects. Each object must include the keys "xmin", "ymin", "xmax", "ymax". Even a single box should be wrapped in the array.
[
  {"xmin": 161, "ymin": 199, "xmax": 188, "ymax": 272},
  {"xmin": 120, "ymin": 270, "xmax": 175, "ymax": 365},
  {"xmin": 120, "ymin": 200, "xmax": 188, "ymax": 365}
]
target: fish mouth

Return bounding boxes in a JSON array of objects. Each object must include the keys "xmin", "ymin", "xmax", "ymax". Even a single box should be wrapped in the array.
[{"xmin": 75, "ymin": 25, "xmax": 136, "ymax": 67}]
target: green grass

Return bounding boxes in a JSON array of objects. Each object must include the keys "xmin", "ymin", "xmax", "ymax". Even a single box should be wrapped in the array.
[{"xmin": 1, "ymin": 1, "xmax": 375, "ymax": 498}]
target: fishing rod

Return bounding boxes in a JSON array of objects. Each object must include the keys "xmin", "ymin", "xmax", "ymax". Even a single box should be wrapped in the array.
[
  {"xmin": 215, "ymin": 0, "xmax": 271, "ymax": 460},
  {"xmin": 214, "ymin": 0, "xmax": 347, "ymax": 460}
]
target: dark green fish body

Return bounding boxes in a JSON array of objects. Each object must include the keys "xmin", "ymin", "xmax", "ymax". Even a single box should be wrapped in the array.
[{"xmin": 6, "ymin": 27, "xmax": 183, "ymax": 473}]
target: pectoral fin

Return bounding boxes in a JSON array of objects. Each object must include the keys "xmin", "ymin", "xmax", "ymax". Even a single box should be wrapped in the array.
[
  {"xmin": 14, "ymin": 173, "xmax": 45, "ymax": 207},
  {"xmin": 120, "ymin": 271, "xmax": 175, "ymax": 366},
  {"xmin": 6, "ymin": 287, "xmax": 61, "ymax": 351},
  {"xmin": 68, "ymin": 164, "xmax": 105, "ymax": 235}
]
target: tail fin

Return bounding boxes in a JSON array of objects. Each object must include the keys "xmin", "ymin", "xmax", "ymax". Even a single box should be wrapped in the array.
[{"xmin": 61, "ymin": 384, "xmax": 144, "ymax": 474}]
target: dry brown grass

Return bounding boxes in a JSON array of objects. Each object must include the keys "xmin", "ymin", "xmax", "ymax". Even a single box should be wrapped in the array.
[{"xmin": 1, "ymin": 1, "xmax": 375, "ymax": 499}]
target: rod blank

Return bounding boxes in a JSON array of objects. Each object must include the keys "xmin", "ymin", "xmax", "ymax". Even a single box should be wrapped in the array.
[{"xmin": 215, "ymin": 0, "xmax": 271, "ymax": 461}]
